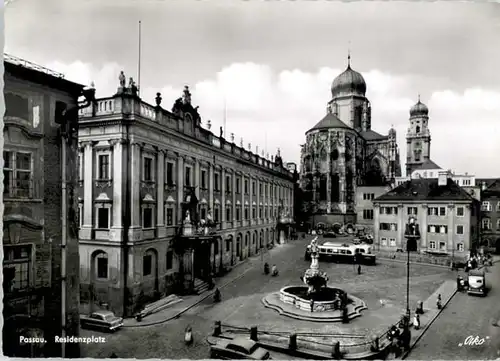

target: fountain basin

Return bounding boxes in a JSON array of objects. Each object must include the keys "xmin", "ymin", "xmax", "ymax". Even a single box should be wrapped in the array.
[{"xmin": 280, "ymin": 286, "xmax": 350, "ymax": 312}]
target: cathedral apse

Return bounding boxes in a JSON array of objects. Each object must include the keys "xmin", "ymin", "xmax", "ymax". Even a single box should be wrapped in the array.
[{"xmin": 299, "ymin": 55, "xmax": 401, "ymax": 226}]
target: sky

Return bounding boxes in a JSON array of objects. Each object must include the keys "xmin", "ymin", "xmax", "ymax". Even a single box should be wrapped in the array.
[{"xmin": 5, "ymin": 0, "xmax": 500, "ymax": 178}]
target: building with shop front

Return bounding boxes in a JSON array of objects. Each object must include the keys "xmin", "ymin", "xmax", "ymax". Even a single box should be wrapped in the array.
[
  {"xmin": 77, "ymin": 79, "xmax": 295, "ymax": 316},
  {"xmin": 372, "ymin": 171, "xmax": 480, "ymax": 259},
  {"xmin": 3, "ymin": 54, "xmax": 93, "ymax": 357},
  {"xmin": 477, "ymin": 178, "xmax": 500, "ymax": 253}
]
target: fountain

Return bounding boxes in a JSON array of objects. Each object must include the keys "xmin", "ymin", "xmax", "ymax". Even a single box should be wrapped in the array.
[{"xmin": 262, "ymin": 237, "xmax": 367, "ymax": 321}]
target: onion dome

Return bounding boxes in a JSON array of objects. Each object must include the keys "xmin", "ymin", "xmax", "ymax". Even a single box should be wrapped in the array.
[
  {"xmin": 388, "ymin": 126, "xmax": 396, "ymax": 138},
  {"xmin": 410, "ymin": 95, "xmax": 429, "ymax": 118},
  {"xmin": 331, "ymin": 55, "xmax": 367, "ymax": 98}
]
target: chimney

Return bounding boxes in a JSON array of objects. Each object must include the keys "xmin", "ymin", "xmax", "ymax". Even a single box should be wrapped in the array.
[
  {"xmin": 482, "ymin": 181, "xmax": 487, "ymax": 191},
  {"xmin": 438, "ymin": 171, "xmax": 448, "ymax": 186}
]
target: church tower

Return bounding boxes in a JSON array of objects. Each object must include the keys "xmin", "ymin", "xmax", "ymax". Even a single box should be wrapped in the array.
[
  {"xmin": 327, "ymin": 54, "xmax": 370, "ymax": 132},
  {"xmin": 406, "ymin": 96, "xmax": 431, "ymax": 176}
]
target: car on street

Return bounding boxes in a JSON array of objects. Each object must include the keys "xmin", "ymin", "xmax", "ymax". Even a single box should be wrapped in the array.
[
  {"xmin": 210, "ymin": 337, "xmax": 271, "ymax": 360},
  {"xmin": 467, "ymin": 269, "xmax": 487, "ymax": 296},
  {"xmin": 80, "ymin": 310, "xmax": 124, "ymax": 332}
]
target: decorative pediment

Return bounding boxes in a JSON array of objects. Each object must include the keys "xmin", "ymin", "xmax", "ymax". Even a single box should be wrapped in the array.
[
  {"xmin": 260, "ymin": 202, "xmax": 263, "ymax": 206},
  {"xmin": 244, "ymin": 200, "xmax": 249, "ymax": 206},
  {"xmin": 200, "ymin": 198, "xmax": 208, "ymax": 205},
  {"xmin": 143, "ymin": 193, "xmax": 155, "ymax": 202},
  {"xmin": 165, "ymin": 195, "xmax": 176, "ymax": 204},
  {"xmin": 236, "ymin": 200, "xmax": 241, "ymax": 206},
  {"xmin": 252, "ymin": 201, "xmax": 257, "ymax": 206},
  {"xmin": 214, "ymin": 199, "xmax": 220, "ymax": 205},
  {"xmin": 95, "ymin": 192, "xmax": 111, "ymax": 202},
  {"xmin": 226, "ymin": 200, "xmax": 231, "ymax": 205}
]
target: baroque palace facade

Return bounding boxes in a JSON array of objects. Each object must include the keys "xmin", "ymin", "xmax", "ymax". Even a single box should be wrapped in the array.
[
  {"xmin": 77, "ymin": 79, "xmax": 295, "ymax": 316},
  {"xmin": 299, "ymin": 55, "xmax": 402, "ymax": 226}
]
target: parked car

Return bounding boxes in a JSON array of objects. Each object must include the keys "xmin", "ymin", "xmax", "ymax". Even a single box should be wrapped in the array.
[
  {"xmin": 467, "ymin": 269, "xmax": 487, "ymax": 297},
  {"xmin": 210, "ymin": 337, "xmax": 271, "ymax": 360},
  {"xmin": 323, "ymin": 232, "xmax": 337, "ymax": 238},
  {"xmin": 80, "ymin": 310, "xmax": 124, "ymax": 332}
]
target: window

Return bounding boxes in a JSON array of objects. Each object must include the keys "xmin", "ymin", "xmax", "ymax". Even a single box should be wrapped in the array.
[
  {"xmin": 252, "ymin": 207, "xmax": 256, "ymax": 219},
  {"xmin": 226, "ymin": 175, "xmax": 231, "ymax": 193},
  {"xmin": 482, "ymin": 201, "xmax": 491, "ymax": 212},
  {"xmin": 143, "ymin": 207, "xmax": 154, "ymax": 228},
  {"xmin": 407, "ymin": 207, "xmax": 418, "ymax": 216},
  {"xmin": 427, "ymin": 207, "xmax": 438, "ymax": 216},
  {"xmin": 143, "ymin": 255, "xmax": 152, "ymax": 276},
  {"xmin": 379, "ymin": 223, "xmax": 397, "ymax": 231},
  {"xmin": 236, "ymin": 178, "xmax": 241, "ymax": 193},
  {"xmin": 428, "ymin": 225, "xmax": 447, "ymax": 234},
  {"xmin": 482, "ymin": 218, "xmax": 491, "ymax": 230},
  {"xmin": 389, "ymin": 238, "xmax": 396, "ymax": 247},
  {"xmin": 166, "ymin": 208, "xmax": 174, "ymax": 226},
  {"xmin": 201, "ymin": 170, "xmax": 207, "ymax": 189},
  {"xmin": 226, "ymin": 207, "xmax": 231, "ymax": 222},
  {"xmin": 98, "ymin": 154, "xmax": 110, "ymax": 180},
  {"xmin": 244, "ymin": 207, "xmax": 249, "ymax": 220},
  {"xmin": 252, "ymin": 181, "xmax": 256, "ymax": 195},
  {"xmin": 439, "ymin": 241, "xmax": 446, "ymax": 251},
  {"xmin": 166, "ymin": 251, "xmax": 173, "ymax": 270},
  {"xmin": 226, "ymin": 240, "xmax": 231, "ymax": 253},
  {"xmin": 259, "ymin": 183, "xmax": 263, "ymax": 195},
  {"xmin": 96, "ymin": 253, "xmax": 108, "ymax": 279},
  {"xmin": 5, "ymin": 92, "xmax": 30, "ymax": 119},
  {"xmin": 214, "ymin": 206, "xmax": 220, "ymax": 222},
  {"xmin": 429, "ymin": 241, "xmax": 436, "ymax": 249},
  {"xmin": 457, "ymin": 243, "xmax": 464, "ymax": 252},
  {"xmin": 143, "ymin": 157, "xmax": 154, "ymax": 181},
  {"xmin": 3, "ymin": 245, "xmax": 32, "ymax": 291},
  {"xmin": 200, "ymin": 207, "xmax": 206, "ymax": 221},
  {"xmin": 215, "ymin": 173, "xmax": 220, "ymax": 191},
  {"xmin": 244, "ymin": 179, "xmax": 249, "ymax": 194},
  {"xmin": 380, "ymin": 237, "xmax": 387, "ymax": 246},
  {"xmin": 363, "ymin": 209, "xmax": 373, "ymax": 220},
  {"xmin": 97, "ymin": 208, "xmax": 110, "ymax": 229},
  {"xmin": 236, "ymin": 207, "xmax": 241, "ymax": 221},
  {"xmin": 497, "ymin": 202, "xmax": 500, "ymax": 212},
  {"xmin": 497, "ymin": 219, "xmax": 500, "ymax": 230},
  {"xmin": 185, "ymin": 166, "xmax": 192, "ymax": 187},
  {"xmin": 78, "ymin": 154, "xmax": 83, "ymax": 181},
  {"xmin": 381, "ymin": 207, "xmax": 398, "ymax": 215},
  {"xmin": 439, "ymin": 207, "xmax": 446, "ymax": 216},
  {"xmin": 166, "ymin": 162, "xmax": 174, "ymax": 185},
  {"xmin": 3, "ymin": 151, "xmax": 33, "ymax": 198},
  {"xmin": 363, "ymin": 193, "xmax": 375, "ymax": 200},
  {"xmin": 457, "ymin": 207, "xmax": 464, "ymax": 217},
  {"xmin": 456, "ymin": 225, "xmax": 464, "ymax": 235}
]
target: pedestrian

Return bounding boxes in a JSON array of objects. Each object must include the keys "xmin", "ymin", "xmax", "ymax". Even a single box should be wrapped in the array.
[
  {"xmin": 457, "ymin": 275, "xmax": 462, "ymax": 291},
  {"xmin": 436, "ymin": 294, "xmax": 442, "ymax": 309},
  {"xmin": 413, "ymin": 314, "xmax": 420, "ymax": 330},
  {"xmin": 310, "ymin": 299, "xmax": 314, "ymax": 313},
  {"xmin": 357, "ymin": 264, "xmax": 362, "ymax": 275},
  {"xmin": 213, "ymin": 288, "xmax": 221, "ymax": 303},
  {"xmin": 184, "ymin": 325, "xmax": 193, "ymax": 345}
]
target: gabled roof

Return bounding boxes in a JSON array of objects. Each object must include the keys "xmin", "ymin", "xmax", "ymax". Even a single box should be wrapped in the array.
[
  {"xmin": 307, "ymin": 113, "xmax": 350, "ymax": 133},
  {"xmin": 375, "ymin": 178, "xmax": 474, "ymax": 202},
  {"xmin": 477, "ymin": 178, "xmax": 499, "ymax": 189},
  {"xmin": 481, "ymin": 178, "xmax": 500, "ymax": 197},
  {"xmin": 413, "ymin": 159, "xmax": 441, "ymax": 171},
  {"xmin": 360, "ymin": 129, "xmax": 388, "ymax": 141}
]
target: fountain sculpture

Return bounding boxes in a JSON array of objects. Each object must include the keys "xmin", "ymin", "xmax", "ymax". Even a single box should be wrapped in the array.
[{"xmin": 263, "ymin": 237, "xmax": 367, "ymax": 320}]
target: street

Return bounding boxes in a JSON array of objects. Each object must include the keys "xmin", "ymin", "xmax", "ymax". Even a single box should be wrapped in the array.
[
  {"xmin": 80, "ymin": 236, "xmax": 455, "ymax": 359},
  {"xmin": 408, "ymin": 261, "xmax": 500, "ymax": 360}
]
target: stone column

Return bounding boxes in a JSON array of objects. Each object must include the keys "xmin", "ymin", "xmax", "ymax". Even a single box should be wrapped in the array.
[
  {"xmin": 110, "ymin": 139, "xmax": 124, "ymax": 242},
  {"xmin": 448, "ymin": 204, "xmax": 455, "ymax": 254},
  {"xmin": 194, "ymin": 159, "xmax": 200, "ymax": 198},
  {"xmin": 80, "ymin": 141, "xmax": 94, "ymax": 240},
  {"xmin": 221, "ymin": 168, "xmax": 226, "ymax": 229},
  {"xmin": 397, "ymin": 204, "xmax": 404, "ymax": 248},
  {"xmin": 176, "ymin": 154, "xmax": 184, "ymax": 216},
  {"xmin": 420, "ymin": 204, "xmax": 428, "ymax": 248},
  {"xmin": 249, "ymin": 177, "xmax": 254, "ymax": 223},
  {"xmin": 208, "ymin": 163, "xmax": 214, "ymax": 211},
  {"xmin": 373, "ymin": 204, "xmax": 380, "ymax": 249},
  {"xmin": 156, "ymin": 149, "xmax": 166, "ymax": 238},
  {"xmin": 129, "ymin": 142, "xmax": 142, "ymax": 241},
  {"xmin": 241, "ymin": 175, "xmax": 245, "ymax": 225}
]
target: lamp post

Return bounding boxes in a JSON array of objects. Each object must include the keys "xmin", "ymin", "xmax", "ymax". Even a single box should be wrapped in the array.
[{"xmin": 404, "ymin": 216, "xmax": 420, "ymax": 327}]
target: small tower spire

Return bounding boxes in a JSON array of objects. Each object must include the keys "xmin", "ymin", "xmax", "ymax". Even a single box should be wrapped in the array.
[
  {"xmin": 417, "ymin": 93, "xmax": 421, "ymax": 103},
  {"xmin": 347, "ymin": 41, "xmax": 351, "ymax": 68}
]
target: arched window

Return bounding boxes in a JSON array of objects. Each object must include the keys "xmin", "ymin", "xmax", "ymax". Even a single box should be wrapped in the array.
[
  {"xmin": 416, "ymin": 126, "xmax": 421, "ymax": 134},
  {"xmin": 93, "ymin": 251, "xmax": 108, "ymax": 280}
]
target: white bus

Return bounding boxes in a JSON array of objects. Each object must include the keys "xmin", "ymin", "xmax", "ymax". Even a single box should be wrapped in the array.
[{"xmin": 305, "ymin": 242, "xmax": 376, "ymax": 265}]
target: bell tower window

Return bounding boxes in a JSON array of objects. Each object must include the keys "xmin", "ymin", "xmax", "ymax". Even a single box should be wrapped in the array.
[{"xmin": 416, "ymin": 126, "xmax": 421, "ymax": 133}]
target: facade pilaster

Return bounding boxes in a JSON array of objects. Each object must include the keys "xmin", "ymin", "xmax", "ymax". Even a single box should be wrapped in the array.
[
  {"xmin": 448, "ymin": 204, "xmax": 455, "ymax": 253},
  {"xmin": 208, "ymin": 163, "xmax": 214, "ymax": 211},
  {"xmin": 397, "ymin": 204, "xmax": 404, "ymax": 248},
  {"xmin": 374, "ymin": 203, "xmax": 380, "ymax": 249},
  {"xmin": 128, "ymin": 142, "xmax": 142, "ymax": 242},
  {"xmin": 256, "ymin": 177, "xmax": 260, "ymax": 225},
  {"xmin": 232, "ymin": 171, "xmax": 237, "ymax": 224},
  {"xmin": 176, "ymin": 154, "xmax": 185, "ymax": 217},
  {"xmin": 110, "ymin": 139, "xmax": 124, "ymax": 242},
  {"xmin": 420, "ymin": 204, "xmax": 428, "ymax": 248},
  {"xmin": 156, "ymin": 149, "xmax": 166, "ymax": 238},
  {"xmin": 80, "ymin": 141, "xmax": 94, "ymax": 240},
  {"xmin": 195, "ymin": 159, "xmax": 200, "ymax": 199},
  {"xmin": 221, "ymin": 168, "xmax": 226, "ymax": 229}
]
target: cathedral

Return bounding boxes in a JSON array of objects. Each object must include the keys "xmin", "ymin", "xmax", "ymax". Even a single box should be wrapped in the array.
[{"xmin": 299, "ymin": 55, "xmax": 402, "ymax": 224}]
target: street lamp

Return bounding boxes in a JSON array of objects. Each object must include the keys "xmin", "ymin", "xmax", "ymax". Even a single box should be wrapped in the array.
[{"xmin": 404, "ymin": 216, "xmax": 420, "ymax": 326}]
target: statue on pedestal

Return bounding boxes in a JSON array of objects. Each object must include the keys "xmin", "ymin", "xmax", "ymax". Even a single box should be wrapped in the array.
[
  {"xmin": 184, "ymin": 211, "xmax": 191, "ymax": 224},
  {"xmin": 119, "ymin": 71, "xmax": 126, "ymax": 87}
]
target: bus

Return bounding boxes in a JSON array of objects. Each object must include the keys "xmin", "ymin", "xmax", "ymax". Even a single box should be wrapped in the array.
[{"xmin": 305, "ymin": 242, "xmax": 376, "ymax": 265}]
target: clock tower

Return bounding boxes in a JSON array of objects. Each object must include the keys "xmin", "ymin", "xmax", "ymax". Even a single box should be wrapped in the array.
[{"xmin": 406, "ymin": 96, "xmax": 431, "ymax": 176}]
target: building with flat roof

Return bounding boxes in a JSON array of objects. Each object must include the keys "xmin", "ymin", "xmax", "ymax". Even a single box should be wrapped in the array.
[{"xmin": 77, "ymin": 79, "xmax": 295, "ymax": 316}]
